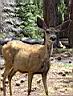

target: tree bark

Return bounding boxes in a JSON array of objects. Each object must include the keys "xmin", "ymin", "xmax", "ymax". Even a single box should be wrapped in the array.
[
  {"xmin": 43, "ymin": 0, "xmax": 56, "ymax": 27},
  {"xmin": 68, "ymin": 0, "xmax": 73, "ymax": 47},
  {"xmin": 64, "ymin": 0, "xmax": 69, "ymax": 21}
]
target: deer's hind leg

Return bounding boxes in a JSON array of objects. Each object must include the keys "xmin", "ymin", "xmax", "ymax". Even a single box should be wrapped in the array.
[
  {"xmin": 8, "ymin": 67, "xmax": 16, "ymax": 96},
  {"xmin": 3, "ymin": 69, "xmax": 9, "ymax": 96},
  {"xmin": 3, "ymin": 63, "xmax": 12, "ymax": 96}
]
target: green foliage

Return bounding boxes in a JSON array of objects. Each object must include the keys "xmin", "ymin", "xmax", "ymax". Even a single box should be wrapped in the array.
[
  {"xmin": 16, "ymin": 0, "xmax": 43, "ymax": 39},
  {"xmin": 57, "ymin": 0, "xmax": 68, "ymax": 22},
  {"xmin": 15, "ymin": 0, "xmax": 69, "ymax": 39},
  {"xmin": 0, "ymin": 33, "xmax": 5, "ymax": 39}
]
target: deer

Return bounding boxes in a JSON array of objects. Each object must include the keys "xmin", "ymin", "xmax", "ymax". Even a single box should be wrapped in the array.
[{"xmin": 2, "ymin": 17, "xmax": 58, "ymax": 96}]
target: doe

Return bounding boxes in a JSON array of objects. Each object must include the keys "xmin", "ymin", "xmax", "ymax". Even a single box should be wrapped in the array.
[{"xmin": 2, "ymin": 17, "xmax": 57, "ymax": 96}]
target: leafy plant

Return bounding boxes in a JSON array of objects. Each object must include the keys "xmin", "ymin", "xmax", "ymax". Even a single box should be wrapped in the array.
[
  {"xmin": 15, "ymin": 0, "xmax": 43, "ymax": 39},
  {"xmin": 57, "ymin": 0, "xmax": 68, "ymax": 22}
]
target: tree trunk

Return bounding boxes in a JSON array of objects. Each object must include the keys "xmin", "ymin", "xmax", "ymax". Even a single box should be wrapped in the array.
[
  {"xmin": 64, "ymin": 0, "xmax": 69, "ymax": 21},
  {"xmin": 68, "ymin": 0, "xmax": 73, "ymax": 47},
  {"xmin": 43, "ymin": 0, "xmax": 56, "ymax": 27}
]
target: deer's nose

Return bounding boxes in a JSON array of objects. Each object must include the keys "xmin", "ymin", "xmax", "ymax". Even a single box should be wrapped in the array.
[{"xmin": 50, "ymin": 35, "xmax": 56, "ymax": 41}]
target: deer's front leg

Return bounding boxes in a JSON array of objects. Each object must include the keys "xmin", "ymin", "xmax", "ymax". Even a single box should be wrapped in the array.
[
  {"xmin": 28, "ymin": 73, "xmax": 33, "ymax": 96},
  {"xmin": 42, "ymin": 73, "xmax": 48, "ymax": 96}
]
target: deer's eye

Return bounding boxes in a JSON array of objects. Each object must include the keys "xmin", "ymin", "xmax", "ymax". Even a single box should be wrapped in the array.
[
  {"xmin": 46, "ymin": 30, "xmax": 50, "ymax": 34},
  {"xmin": 50, "ymin": 35, "xmax": 56, "ymax": 41}
]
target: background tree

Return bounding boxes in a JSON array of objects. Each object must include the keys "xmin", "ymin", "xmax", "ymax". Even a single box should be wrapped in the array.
[
  {"xmin": 43, "ymin": 0, "xmax": 57, "ymax": 27},
  {"xmin": 68, "ymin": 0, "xmax": 73, "ymax": 47}
]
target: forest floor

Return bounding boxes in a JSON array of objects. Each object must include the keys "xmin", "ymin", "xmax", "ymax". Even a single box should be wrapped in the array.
[{"xmin": 0, "ymin": 48, "xmax": 73, "ymax": 96}]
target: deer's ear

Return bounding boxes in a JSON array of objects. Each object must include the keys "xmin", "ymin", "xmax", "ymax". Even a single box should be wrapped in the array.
[{"xmin": 37, "ymin": 16, "xmax": 48, "ymax": 30}]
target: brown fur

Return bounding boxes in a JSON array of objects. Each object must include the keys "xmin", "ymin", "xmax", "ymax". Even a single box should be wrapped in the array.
[
  {"xmin": 2, "ymin": 37, "xmax": 53, "ymax": 96},
  {"xmin": 2, "ymin": 18, "xmax": 56, "ymax": 96}
]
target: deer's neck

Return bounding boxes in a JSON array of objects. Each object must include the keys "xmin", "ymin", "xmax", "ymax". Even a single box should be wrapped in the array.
[{"xmin": 44, "ymin": 33, "xmax": 53, "ymax": 58}]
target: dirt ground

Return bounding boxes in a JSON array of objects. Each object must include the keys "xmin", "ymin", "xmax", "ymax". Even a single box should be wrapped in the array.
[{"xmin": 0, "ymin": 48, "xmax": 73, "ymax": 96}]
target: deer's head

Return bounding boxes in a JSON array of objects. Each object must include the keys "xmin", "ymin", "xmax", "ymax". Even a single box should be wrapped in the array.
[{"xmin": 37, "ymin": 16, "xmax": 59, "ymax": 45}]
